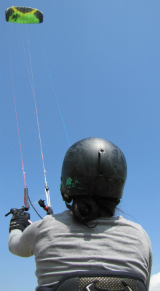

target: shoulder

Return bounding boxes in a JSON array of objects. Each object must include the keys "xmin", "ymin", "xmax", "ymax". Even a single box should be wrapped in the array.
[
  {"xmin": 118, "ymin": 215, "xmax": 148, "ymax": 231},
  {"xmin": 117, "ymin": 216, "xmax": 152, "ymax": 247},
  {"xmin": 33, "ymin": 210, "xmax": 73, "ymax": 231},
  {"xmin": 43, "ymin": 210, "xmax": 71, "ymax": 223},
  {"xmin": 98, "ymin": 215, "xmax": 151, "ymax": 243}
]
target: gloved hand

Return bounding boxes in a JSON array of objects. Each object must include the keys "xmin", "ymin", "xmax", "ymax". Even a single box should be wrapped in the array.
[{"xmin": 9, "ymin": 208, "xmax": 30, "ymax": 233}]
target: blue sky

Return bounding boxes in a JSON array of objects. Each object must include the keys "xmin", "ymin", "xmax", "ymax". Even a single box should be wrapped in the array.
[{"xmin": 0, "ymin": 1, "xmax": 160, "ymax": 290}]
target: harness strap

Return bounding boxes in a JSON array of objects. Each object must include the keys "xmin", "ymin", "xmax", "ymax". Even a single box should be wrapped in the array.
[{"xmin": 38, "ymin": 271, "xmax": 147, "ymax": 291}]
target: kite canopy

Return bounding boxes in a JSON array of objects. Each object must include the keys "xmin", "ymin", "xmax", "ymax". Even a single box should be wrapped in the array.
[{"xmin": 5, "ymin": 6, "xmax": 43, "ymax": 24}]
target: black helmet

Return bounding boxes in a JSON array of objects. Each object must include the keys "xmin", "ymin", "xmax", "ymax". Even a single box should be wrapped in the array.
[{"xmin": 61, "ymin": 137, "xmax": 127, "ymax": 201}]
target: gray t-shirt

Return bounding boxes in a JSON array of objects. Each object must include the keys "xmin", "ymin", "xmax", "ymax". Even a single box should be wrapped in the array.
[{"xmin": 8, "ymin": 211, "xmax": 152, "ymax": 290}]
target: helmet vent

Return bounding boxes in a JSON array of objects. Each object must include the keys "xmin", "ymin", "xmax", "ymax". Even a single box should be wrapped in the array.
[
  {"xmin": 98, "ymin": 148, "xmax": 105, "ymax": 176},
  {"xmin": 99, "ymin": 149, "xmax": 105, "ymax": 153}
]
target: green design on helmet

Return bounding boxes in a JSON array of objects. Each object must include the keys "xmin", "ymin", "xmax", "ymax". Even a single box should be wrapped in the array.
[{"xmin": 66, "ymin": 177, "xmax": 83, "ymax": 189}]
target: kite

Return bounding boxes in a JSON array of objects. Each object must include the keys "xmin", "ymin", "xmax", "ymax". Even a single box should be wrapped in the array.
[{"xmin": 5, "ymin": 6, "xmax": 43, "ymax": 24}]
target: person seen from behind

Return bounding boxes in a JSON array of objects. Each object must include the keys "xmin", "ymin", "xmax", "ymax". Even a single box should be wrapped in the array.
[{"xmin": 8, "ymin": 137, "xmax": 152, "ymax": 291}]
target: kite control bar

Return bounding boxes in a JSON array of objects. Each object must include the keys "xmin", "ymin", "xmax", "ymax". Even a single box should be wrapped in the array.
[
  {"xmin": 5, "ymin": 206, "xmax": 27, "ymax": 217},
  {"xmin": 38, "ymin": 199, "xmax": 53, "ymax": 215},
  {"xmin": 5, "ymin": 187, "xmax": 52, "ymax": 219},
  {"xmin": 5, "ymin": 187, "xmax": 30, "ymax": 217},
  {"xmin": 24, "ymin": 187, "xmax": 30, "ymax": 210},
  {"xmin": 38, "ymin": 186, "xmax": 53, "ymax": 215}
]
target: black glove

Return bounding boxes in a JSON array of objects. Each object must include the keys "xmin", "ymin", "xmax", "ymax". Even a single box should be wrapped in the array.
[{"xmin": 9, "ymin": 208, "xmax": 30, "ymax": 233}]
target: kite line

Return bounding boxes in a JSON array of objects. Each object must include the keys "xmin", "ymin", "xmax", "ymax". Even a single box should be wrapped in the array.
[
  {"xmin": 20, "ymin": 26, "xmax": 51, "ymax": 207},
  {"xmin": 38, "ymin": 32, "xmax": 71, "ymax": 147},
  {"xmin": 10, "ymin": 24, "xmax": 27, "ymax": 189}
]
